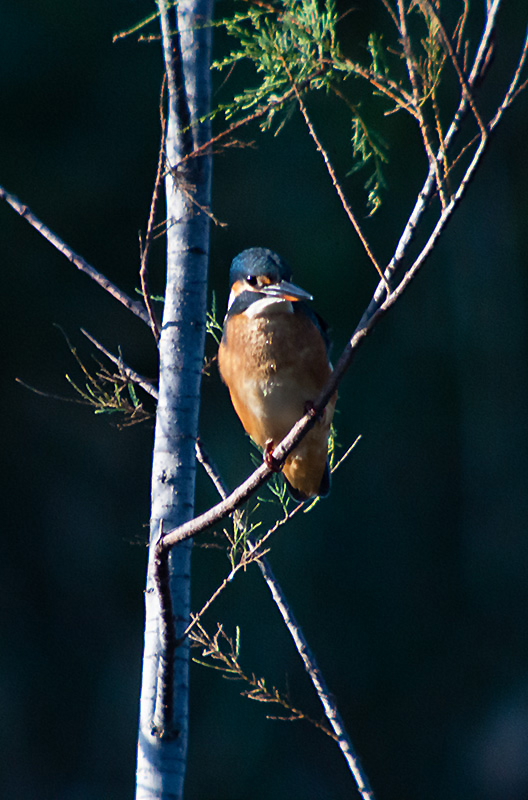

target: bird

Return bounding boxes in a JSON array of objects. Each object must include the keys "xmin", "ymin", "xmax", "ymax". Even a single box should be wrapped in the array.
[{"xmin": 218, "ymin": 247, "xmax": 337, "ymax": 501}]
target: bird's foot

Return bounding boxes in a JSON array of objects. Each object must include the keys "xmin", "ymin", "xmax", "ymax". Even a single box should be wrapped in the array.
[
  {"xmin": 264, "ymin": 441, "xmax": 281, "ymax": 473},
  {"xmin": 304, "ymin": 400, "xmax": 321, "ymax": 420}
]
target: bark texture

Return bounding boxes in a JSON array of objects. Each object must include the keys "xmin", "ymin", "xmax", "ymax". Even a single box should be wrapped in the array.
[{"xmin": 136, "ymin": 1, "xmax": 212, "ymax": 797}]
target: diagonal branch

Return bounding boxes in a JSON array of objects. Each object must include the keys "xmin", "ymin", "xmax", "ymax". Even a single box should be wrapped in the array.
[
  {"xmin": 80, "ymin": 329, "xmax": 157, "ymax": 397},
  {"xmin": 397, "ymin": 0, "xmax": 449, "ymax": 208},
  {"xmin": 420, "ymin": 0, "xmax": 486, "ymax": 138},
  {"xmin": 488, "ymin": 22, "xmax": 528, "ymax": 122},
  {"xmin": 291, "ymin": 83, "xmax": 388, "ymax": 291},
  {"xmin": 173, "ymin": 69, "xmax": 326, "ymax": 170},
  {"xmin": 172, "ymin": 439, "xmax": 375, "ymax": 797},
  {"xmin": 367, "ymin": 0, "xmax": 503, "ymax": 314},
  {"xmin": 158, "ymin": 2, "xmax": 527, "ymax": 551},
  {"xmin": 257, "ymin": 554, "xmax": 375, "ymax": 800},
  {"xmin": 0, "ymin": 185, "xmax": 150, "ymax": 326},
  {"xmin": 271, "ymin": 47, "xmax": 386, "ymax": 289}
]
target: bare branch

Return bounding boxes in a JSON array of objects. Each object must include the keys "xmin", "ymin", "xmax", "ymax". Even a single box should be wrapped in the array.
[
  {"xmin": 489, "ymin": 22, "xmax": 528, "ymax": 121},
  {"xmin": 189, "ymin": 622, "xmax": 338, "ymax": 741},
  {"xmin": 179, "ymin": 437, "xmax": 374, "ymax": 794},
  {"xmin": 328, "ymin": 61, "xmax": 417, "ymax": 119},
  {"xmin": 397, "ymin": 0, "xmax": 449, "ymax": 208},
  {"xmin": 420, "ymin": 0, "xmax": 486, "ymax": 138},
  {"xmin": 112, "ymin": 9, "xmax": 161, "ymax": 43},
  {"xmin": 257, "ymin": 555, "xmax": 376, "ymax": 800},
  {"xmin": 78, "ymin": 336, "xmax": 243, "ymax": 508},
  {"xmin": 368, "ymin": 0, "xmax": 503, "ymax": 313},
  {"xmin": 158, "ymin": 0, "xmax": 527, "ymax": 552},
  {"xmin": 0, "ymin": 185, "xmax": 150, "ymax": 326},
  {"xmin": 174, "ymin": 70, "xmax": 326, "ymax": 171}
]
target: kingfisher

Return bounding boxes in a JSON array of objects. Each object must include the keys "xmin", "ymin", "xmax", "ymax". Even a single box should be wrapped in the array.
[{"xmin": 218, "ymin": 247, "xmax": 337, "ymax": 501}]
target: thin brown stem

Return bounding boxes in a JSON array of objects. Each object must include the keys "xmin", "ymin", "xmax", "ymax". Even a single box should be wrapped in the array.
[
  {"xmin": 174, "ymin": 71, "xmax": 325, "ymax": 171},
  {"xmin": 491, "ymin": 23, "xmax": 528, "ymax": 114},
  {"xmin": 420, "ymin": 0, "xmax": 487, "ymax": 138},
  {"xmin": 139, "ymin": 77, "xmax": 168, "ymax": 344},
  {"xmin": 113, "ymin": 9, "xmax": 160, "ymax": 43},
  {"xmin": 367, "ymin": 0, "xmax": 504, "ymax": 313},
  {"xmin": 328, "ymin": 61, "xmax": 417, "ymax": 119},
  {"xmin": 292, "ymin": 84, "xmax": 388, "ymax": 291}
]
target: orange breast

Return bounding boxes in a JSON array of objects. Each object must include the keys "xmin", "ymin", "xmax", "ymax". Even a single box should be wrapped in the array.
[{"xmin": 218, "ymin": 307, "xmax": 337, "ymax": 498}]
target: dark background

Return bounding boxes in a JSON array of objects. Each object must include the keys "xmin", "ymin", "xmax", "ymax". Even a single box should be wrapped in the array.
[{"xmin": 2, "ymin": 2, "xmax": 528, "ymax": 799}]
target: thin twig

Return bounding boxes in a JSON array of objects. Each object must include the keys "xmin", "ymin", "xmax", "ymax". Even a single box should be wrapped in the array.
[
  {"xmin": 327, "ymin": 62, "xmax": 418, "ymax": 119},
  {"xmin": 80, "ymin": 329, "xmax": 158, "ymax": 397},
  {"xmin": 379, "ymin": 0, "xmax": 399, "ymax": 30},
  {"xmin": 397, "ymin": 0, "xmax": 449, "ymax": 208},
  {"xmin": 113, "ymin": 9, "xmax": 161, "ymax": 43},
  {"xmin": 489, "ymin": 22, "xmax": 528, "ymax": 116},
  {"xmin": 78, "ymin": 335, "xmax": 245, "ymax": 505},
  {"xmin": 454, "ymin": 0, "xmax": 470, "ymax": 57},
  {"xmin": 0, "ymin": 185, "xmax": 150, "ymax": 326},
  {"xmin": 173, "ymin": 70, "xmax": 325, "ymax": 171},
  {"xmin": 420, "ymin": 0, "xmax": 487, "ymax": 137},
  {"xmin": 291, "ymin": 82, "xmax": 388, "ymax": 291},
  {"xmin": 179, "ymin": 506, "xmax": 300, "ymax": 641},
  {"xmin": 367, "ymin": 0, "xmax": 503, "ymax": 313},
  {"xmin": 189, "ymin": 621, "xmax": 338, "ymax": 740},
  {"xmin": 468, "ymin": 0, "xmax": 501, "ymax": 87},
  {"xmin": 376, "ymin": 120, "xmax": 490, "ymax": 314},
  {"xmin": 138, "ymin": 76, "xmax": 168, "ymax": 344}
]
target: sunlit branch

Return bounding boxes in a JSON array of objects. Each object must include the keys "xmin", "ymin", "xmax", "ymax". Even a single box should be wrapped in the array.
[
  {"xmin": 421, "ymin": 0, "xmax": 486, "ymax": 138},
  {"xmin": 367, "ymin": 0, "xmax": 503, "ymax": 313},
  {"xmin": 397, "ymin": 0, "xmax": 449, "ymax": 208},
  {"xmin": 158, "ymin": 0, "xmax": 526, "ymax": 553}
]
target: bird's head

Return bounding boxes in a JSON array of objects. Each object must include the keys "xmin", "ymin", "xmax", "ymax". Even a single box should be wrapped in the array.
[{"xmin": 227, "ymin": 248, "xmax": 312, "ymax": 311}]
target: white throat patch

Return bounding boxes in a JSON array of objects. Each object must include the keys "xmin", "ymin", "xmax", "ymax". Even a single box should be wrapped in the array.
[{"xmin": 243, "ymin": 296, "xmax": 294, "ymax": 318}]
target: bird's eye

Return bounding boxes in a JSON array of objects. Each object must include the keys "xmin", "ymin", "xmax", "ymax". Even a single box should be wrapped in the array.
[{"xmin": 246, "ymin": 275, "xmax": 258, "ymax": 287}]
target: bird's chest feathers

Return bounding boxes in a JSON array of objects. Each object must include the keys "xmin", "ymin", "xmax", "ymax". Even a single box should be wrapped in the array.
[
  {"xmin": 219, "ymin": 304, "xmax": 330, "ymax": 433},
  {"xmin": 231, "ymin": 307, "xmax": 304, "ymax": 384}
]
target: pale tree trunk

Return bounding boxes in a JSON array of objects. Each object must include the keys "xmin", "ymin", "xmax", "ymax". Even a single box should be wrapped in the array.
[{"xmin": 135, "ymin": 1, "xmax": 212, "ymax": 797}]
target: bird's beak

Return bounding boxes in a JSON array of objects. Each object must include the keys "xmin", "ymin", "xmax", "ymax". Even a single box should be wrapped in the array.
[{"xmin": 260, "ymin": 280, "xmax": 313, "ymax": 303}]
